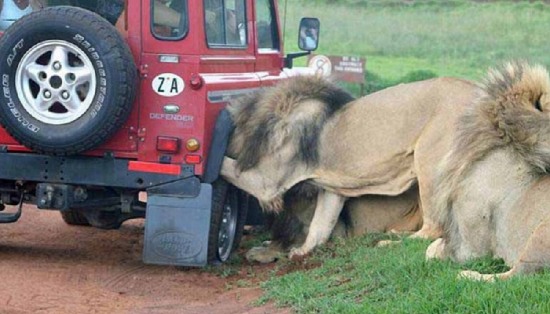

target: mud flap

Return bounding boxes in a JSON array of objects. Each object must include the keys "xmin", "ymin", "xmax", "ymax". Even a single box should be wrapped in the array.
[{"xmin": 143, "ymin": 183, "xmax": 212, "ymax": 266}]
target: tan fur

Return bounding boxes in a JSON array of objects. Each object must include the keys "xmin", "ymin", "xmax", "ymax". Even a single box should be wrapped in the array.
[
  {"xmin": 222, "ymin": 75, "xmax": 479, "ymax": 258},
  {"xmin": 246, "ymin": 187, "xmax": 421, "ymax": 263},
  {"xmin": 427, "ymin": 62, "xmax": 550, "ymax": 280}
]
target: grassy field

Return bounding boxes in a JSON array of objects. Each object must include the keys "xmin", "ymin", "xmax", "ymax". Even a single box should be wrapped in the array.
[
  {"xmin": 281, "ymin": 0, "xmax": 550, "ymax": 94},
  {"xmin": 246, "ymin": 1, "xmax": 550, "ymax": 313},
  {"xmin": 258, "ymin": 236, "xmax": 550, "ymax": 313}
]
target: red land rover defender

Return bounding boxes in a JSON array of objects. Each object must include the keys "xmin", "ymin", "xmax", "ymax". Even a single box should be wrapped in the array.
[{"xmin": 0, "ymin": 0, "xmax": 319, "ymax": 266}]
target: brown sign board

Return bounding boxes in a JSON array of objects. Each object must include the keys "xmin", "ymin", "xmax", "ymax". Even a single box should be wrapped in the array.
[{"xmin": 308, "ymin": 55, "xmax": 366, "ymax": 84}]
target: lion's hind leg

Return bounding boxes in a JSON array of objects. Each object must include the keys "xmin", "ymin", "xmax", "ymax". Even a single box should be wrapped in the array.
[
  {"xmin": 460, "ymin": 218, "xmax": 550, "ymax": 282},
  {"xmin": 289, "ymin": 190, "xmax": 346, "ymax": 259},
  {"xmin": 408, "ymin": 199, "xmax": 441, "ymax": 240}
]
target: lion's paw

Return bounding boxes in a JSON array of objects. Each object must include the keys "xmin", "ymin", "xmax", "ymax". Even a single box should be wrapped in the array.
[
  {"xmin": 245, "ymin": 246, "xmax": 283, "ymax": 264},
  {"xmin": 457, "ymin": 270, "xmax": 496, "ymax": 283},
  {"xmin": 376, "ymin": 239, "xmax": 402, "ymax": 247},
  {"xmin": 425, "ymin": 238, "xmax": 446, "ymax": 260},
  {"xmin": 288, "ymin": 247, "xmax": 309, "ymax": 262},
  {"xmin": 388, "ymin": 229, "xmax": 413, "ymax": 236},
  {"xmin": 410, "ymin": 226, "xmax": 442, "ymax": 240}
]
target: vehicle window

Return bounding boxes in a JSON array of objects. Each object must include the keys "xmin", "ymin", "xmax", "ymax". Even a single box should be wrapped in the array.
[
  {"xmin": 205, "ymin": 0, "xmax": 247, "ymax": 48},
  {"xmin": 151, "ymin": 0, "xmax": 188, "ymax": 40},
  {"xmin": 255, "ymin": 0, "xmax": 279, "ymax": 50}
]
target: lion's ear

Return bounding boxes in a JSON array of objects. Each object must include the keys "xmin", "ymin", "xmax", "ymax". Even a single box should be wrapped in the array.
[{"xmin": 538, "ymin": 93, "xmax": 550, "ymax": 113}]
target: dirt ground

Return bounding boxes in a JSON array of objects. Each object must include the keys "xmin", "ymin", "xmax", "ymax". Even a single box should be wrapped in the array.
[{"xmin": 0, "ymin": 204, "xmax": 289, "ymax": 314}]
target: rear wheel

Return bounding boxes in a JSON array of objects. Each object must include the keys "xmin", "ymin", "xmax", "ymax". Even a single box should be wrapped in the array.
[
  {"xmin": 60, "ymin": 208, "xmax": 90, "ymax": 226},
  {"xmin": 208, "ymin": 180, "xmax": 248, "ymax": 263},
  {"xmin": 61, "ymin": 207, "xmax": 137, "ymax": 230}
]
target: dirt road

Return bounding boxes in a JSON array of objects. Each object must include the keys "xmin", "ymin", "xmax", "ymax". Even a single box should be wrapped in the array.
[{"xmin": 0, "ymin": 205, "xmax": 287, "ymax": 314}]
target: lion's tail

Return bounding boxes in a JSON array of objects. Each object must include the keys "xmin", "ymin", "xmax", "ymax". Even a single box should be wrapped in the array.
[{"xmin": 431, "ymin": 61, "xmax": 550, "ymax": 237}]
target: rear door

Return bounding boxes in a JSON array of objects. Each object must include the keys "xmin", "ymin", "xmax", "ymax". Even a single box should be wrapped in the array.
[{"xmin": 138, "ymin": 0, "xmax": 202, "ymax": 164}]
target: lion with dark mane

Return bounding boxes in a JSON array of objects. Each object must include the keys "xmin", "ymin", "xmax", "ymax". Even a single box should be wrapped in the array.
[
  {"xmin": 426, "ymin": 62, "xmax": 550, "ymax": 281},
  {"xmin": 222, "ymin": 74, "xmax": 478, "ymax": 259},
  {"xmin": 246, "ymin": 183, "xmax": 422, "ymax": 263}
]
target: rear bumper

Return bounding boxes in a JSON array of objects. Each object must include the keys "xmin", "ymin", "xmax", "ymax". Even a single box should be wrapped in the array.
[
  {"xmin": 0, "ymin": 151, "xmax": 225, "ymax": 267},
  {"xmin": 0, "ymin": 151, "xmax": 194, "ymax": 189}
]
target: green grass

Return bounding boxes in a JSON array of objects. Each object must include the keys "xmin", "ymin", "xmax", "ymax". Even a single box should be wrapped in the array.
[
  {"xmin": 260, "ymin": 236, "xmax": 550, "ymax": 313},
  {"xmin": 247, "ymin": 1, "xmax": 550, "ymax": 312}
]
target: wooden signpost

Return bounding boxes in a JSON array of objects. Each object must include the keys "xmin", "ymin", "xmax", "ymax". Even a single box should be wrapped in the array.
[{"xmin": 308, "ymin": 55, "xmax": 366, "ymax": 95}]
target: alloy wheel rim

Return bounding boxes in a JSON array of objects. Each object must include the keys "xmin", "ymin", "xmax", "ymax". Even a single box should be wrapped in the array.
[
  {"xmin": 15, "ymin": 40, "xmax": 97, "ymax": 125},
  {"xmin": 218, "ymin": 193, "xmax": 238, "ymax": 261}
]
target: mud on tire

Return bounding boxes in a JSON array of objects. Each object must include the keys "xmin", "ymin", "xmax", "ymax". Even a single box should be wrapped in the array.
[{"xmin": 0, "ymin": 7, "xmax": 136, "ymax": 155}]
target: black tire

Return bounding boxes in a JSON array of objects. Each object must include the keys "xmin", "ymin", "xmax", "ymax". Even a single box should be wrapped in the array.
[
  {"xmin": 60, "ymin": 209, "xmax": 90, "ymax": 226},
  {"xmin": 0, "ymin": 7, "xmax": 137, "ymax": 155},
  {"xmin": 208, "ymin": 180, "xmax": 249, "ymax": 264}
]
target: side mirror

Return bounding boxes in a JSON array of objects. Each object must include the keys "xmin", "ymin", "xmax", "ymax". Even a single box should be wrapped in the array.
[{"xmin": 298, "ymin": 17, "xmax": 320, "ymax": 51}]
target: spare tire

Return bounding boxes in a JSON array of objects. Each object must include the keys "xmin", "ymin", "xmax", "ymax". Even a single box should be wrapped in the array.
[{"xmin": 0, "ymin": 6, "xmax": 136, "ymax": 155}]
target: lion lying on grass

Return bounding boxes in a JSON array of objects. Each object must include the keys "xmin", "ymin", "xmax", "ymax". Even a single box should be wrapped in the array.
[
  {"xmin": 426, "ymin": 62, "xmax": 550, "ymax": 281},
  {"xmin": 222, "ymin": 75, "xmax": 478, "ymax": 259},
  {"xmin": 246, "ymin": 184, "xmax": 421, "ymax": 263}
]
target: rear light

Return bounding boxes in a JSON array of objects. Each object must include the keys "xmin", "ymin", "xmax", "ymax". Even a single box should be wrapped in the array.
[
  {"xmin": 185, "ymin": 154, "xmax": 202, "ymax": 164},
  {"xmin": 156, "ymin": 136, "xmax": 180, "ymax": 153},
  {"xmin": 186, "ymin": 138, "xmax": 200, "ymax": 152}
]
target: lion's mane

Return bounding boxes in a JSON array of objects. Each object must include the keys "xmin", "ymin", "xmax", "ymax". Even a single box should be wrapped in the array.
[
  {"xmin": 227, "ymin": 75, "xmax": 355, "ymax": 172},
  {"xmin": 432, "ymin": 62, "xmax": 550, "ymax": 252}
]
